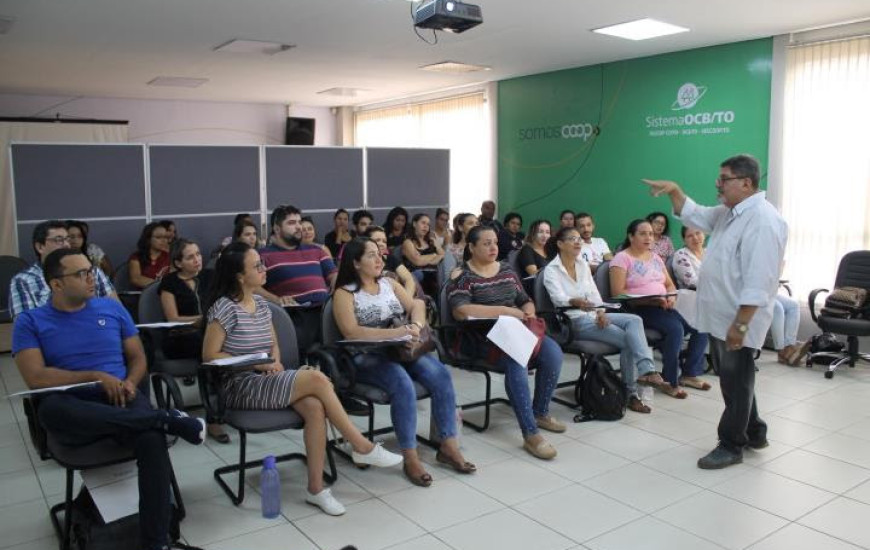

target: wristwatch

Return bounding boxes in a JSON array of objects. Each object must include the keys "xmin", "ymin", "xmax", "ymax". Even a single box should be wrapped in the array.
[{"xmin": 733, "ymin": 322, "xmax": 749, "ymax": 334}]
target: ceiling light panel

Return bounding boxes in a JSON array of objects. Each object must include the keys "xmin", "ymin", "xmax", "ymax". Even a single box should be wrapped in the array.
[{"xmin": 592, "ymin": 18, "xmax": 689, "ymax": 41}]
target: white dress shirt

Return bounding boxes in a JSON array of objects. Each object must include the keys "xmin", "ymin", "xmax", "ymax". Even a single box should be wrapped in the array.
[
  {"xmin": 542, "ymin": 256, "xmax": 601, "ymax": 320},
  {"xmin": 677, "ymin": 191, "xmax": 788, "ymax": 350},
  {"xmin": 579, "ymin": 237, "xmax": 611, "ymax": 265}
]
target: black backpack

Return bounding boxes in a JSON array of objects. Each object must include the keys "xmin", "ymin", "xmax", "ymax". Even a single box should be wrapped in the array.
[
  {"xmin": 70, "ymin": 487, "xmax": 202, "ymax": 550},
  {"xmin": 573, "ymin": 355, "xmax": 627, "ymax": 422}
]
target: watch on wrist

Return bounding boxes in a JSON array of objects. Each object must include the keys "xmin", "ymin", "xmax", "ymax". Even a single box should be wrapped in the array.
[{"xmin": 734, "ymin": 322, "xmax": 749, "ymax": 334}]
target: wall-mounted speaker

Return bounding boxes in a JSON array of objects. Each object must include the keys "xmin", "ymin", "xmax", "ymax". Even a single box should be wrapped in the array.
[{"xmin": 285, "ymin": 117, "xmax": 315, "ymax": 145}]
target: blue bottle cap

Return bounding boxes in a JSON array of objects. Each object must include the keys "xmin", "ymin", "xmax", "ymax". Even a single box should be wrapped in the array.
[{"xmin": 263, "ymin": 455, "xmax": 276, "ymax": 469}]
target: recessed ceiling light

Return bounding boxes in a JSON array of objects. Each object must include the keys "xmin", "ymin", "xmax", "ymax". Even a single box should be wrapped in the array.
[
  {"xmin": 317, "ymin": 87, "xmax": 370, "ymax": 97},
  {"xmin": 213, "ymin": 39, "xmax": 295, "ymax": 55},
  {"xmin": 592, "ymin": 18, "xmax": 689, "ymax": 41},
  {"xmin": 419, "ymin": 61, "xmax": 491, "ymax": 73},
  {"xmin": 147, "ymin": 77, "xmax": 209, "ymax": 88}
]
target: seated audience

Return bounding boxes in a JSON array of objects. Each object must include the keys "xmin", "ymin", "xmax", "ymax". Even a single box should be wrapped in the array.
[
  {"xmin": 10, "ymin": 220, "xmax": 116, "ymax": 318},
  {"xmin": 558, "ymin": 210, "xmax": 575, "ymax": 229},
  {"xmin": 233, "ymin": 218, "xmax": 260, "ymax": 249},
  {"xmin": 324, "ymin": 208, "xmax": 352, "ymax": 257},
  {"xmin": 401, "ymin": 213, "xmax": 445, "ymax": 292},
  {"xmin": 128, "ymin": 222, "xmax": 171, "ymax": 289},
  {"xmin": 222, "ymin": 213, "xmax": 255, "ymax": 248},
  {"xmin": 543, "ymin": 227, "xmax": 664, "ymax": 413},
  {"xmin": 300, "ymin": 216, "xmax": 333, "ymax": 257},
  {"xmin": 575, "ymin": 212, "xmax": 612, "ymax": 273},
  {"xmin": 159, "ymin": 220, "xmax": 177, "ymax": 245},
  {"xmin": 158, "ymin": 238, "xmax": 228, "ymax": 443},
  {"xmin": 497, "ymin": 212, "xmax": 524, "ymax": 261},
  {"xmin": 518, "ymin": 219, "xmax": 552, "ymax": 277},
  {"xmin": 478, "ymin": 200, "xmax": 504, "ymax": 233},
  {"xmin": 352, "ymin": 209, "xmax": 374, "ymax": 237},
  {"xmin": 334, "ymin": 237, "xmax": 475, "ymax": 487},
  {"xmin": 384, "ymin": 207, "xmax": 409, "ymax": 250},
  {"xmin": 66, "ymin": 219, "xmax": 114, "ymax": 278},
  {"xmin": 772, "ymin": 294, "xmax": 809, "ymax": 366},
  {"xmin": 13, "ymin": 248, "xmax": 206, "ymax": 550},
  {"xmin": 447, "ymin": 225, "xmax": 565, "ymax": 460},
  {"xmin": 202, "ymin": 242, "xmax": 402, "ymax": 515},
  {"xmin": 365, "ymin": 226, "xmax": 417, "ymax": 297},
  {"xmin": 610, "ymin": 219, "xmax": 709, "ymax": 397},
  {"xmin": 447, "ymin": 213, "xmax": 478, "ymax": 265},
  {"xmin": 672, "ymin": 226, "xmax": 706, "ymax": 290},
  {"xmin": 646, "ymin": 211, "xmax": 675, "ymax": 262},
  {"xmin": 431, "ymin": 208, "xmax": 452, "ymax": 249}
]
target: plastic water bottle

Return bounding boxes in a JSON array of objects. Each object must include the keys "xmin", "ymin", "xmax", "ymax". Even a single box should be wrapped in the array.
[
  {"xmin": 260, "ymin": 455, "xmax": 281, "ymax": 519},
  {"xmin": 638, "ymin": 385, "xmax": 654, "ymax": 408}
]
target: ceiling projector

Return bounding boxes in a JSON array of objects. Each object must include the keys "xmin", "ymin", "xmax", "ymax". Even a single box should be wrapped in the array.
[{"xmin": 413, "ymin": 0, "xmax": 483, "ymax": 33}]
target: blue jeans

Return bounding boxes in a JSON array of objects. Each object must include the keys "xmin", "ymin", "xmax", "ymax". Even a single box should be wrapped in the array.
[
  {"xmin": 494, "ymin": 335, "xmax": 563, "ymax": 437},
  {"xmin": 633, "ymin": 306, "xmax": 708, "ymax": 387},
  {"xmin": 571, "ymin": 313, "xmax": 656, "ymax": 397},
  {"xmin": 353, "ymin": 353, "xmax": 457, "ymax": 449},
  {"xmin": 771, "ymin": 294, "xmax": 800, "ymax": 350}
]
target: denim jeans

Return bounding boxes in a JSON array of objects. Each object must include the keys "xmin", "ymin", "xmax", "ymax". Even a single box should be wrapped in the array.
[
  {"xmin": 39, "ymin": 390, "xmax": 172, "ymax": 550},
  {"xmin": 633, "ymin": 306, "xmax": 708, "ymax": 387},
  {"xmin": 771, "ymin": 294, "xmax": 800, "ymax": 350},
  {"xmin": 571, "ymin": 312, "xmax": 656, "ymax": 397},
  {"xmin": 494, "ymin": 335, "xmax": 563, "ymax": 437},
  {"xmin": 353, "ymin": 353, "xmax": 457, "ymax": 449},
  {"xmin": 709, "ymin": 337, "xmax": 766, "ymax": 452}
]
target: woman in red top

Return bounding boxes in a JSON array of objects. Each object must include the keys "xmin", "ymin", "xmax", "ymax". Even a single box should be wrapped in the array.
[{"xmin": 129, "ymin": 222, "xmax": 171, "ymax": 289}]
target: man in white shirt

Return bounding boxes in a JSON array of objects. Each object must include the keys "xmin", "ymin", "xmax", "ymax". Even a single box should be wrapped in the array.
[
  {"xmin": 575, "ymin": 213, "xmax": 612, "ymax": 273},
  {"xmin": 643, "ymin": 154, "xmax": 787, "ymax": 469}
]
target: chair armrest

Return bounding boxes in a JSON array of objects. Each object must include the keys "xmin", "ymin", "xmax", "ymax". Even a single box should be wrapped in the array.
[
  {"xmin": 148, "ymin": 371, "xmax": 184, "ymax": 411},
  {"xmin": 197, "ymin": 364, "xmax": 226, "ymax": 422},
  {"xmin": 808, "ymin": 288, "xmax": 829, "ymax": 323}
]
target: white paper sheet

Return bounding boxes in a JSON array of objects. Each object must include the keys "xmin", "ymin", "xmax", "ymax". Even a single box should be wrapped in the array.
[
  {"xmin": 674, "ymin": 289, "xmax": 698, "ymax": 327},
  {"xmin": 203, "ymin": 352, "xmax": 270, "ymax": 367},
  {"xmin": 135, "ymin": 321, "xmax": 193, "ymax": 329},
  {"xmin": 80, "ymin": 462, "xmax": 139, "ymax": 523},
  {"xmin": 486, "ymin": 316, "xmax": 539, "ymax": 368},
  {"xmin": 338, "ymin": 335, "xmax": 413, "ymax": 345},
  {"xmin": 8, "ymin": 381, "xmax": 101, "ymax": 398}
]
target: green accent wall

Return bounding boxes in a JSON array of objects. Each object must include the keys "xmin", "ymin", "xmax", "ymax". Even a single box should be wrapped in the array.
[{"xmin": 497, "ymin": 38, "xmax": 773, "ymax": 247}]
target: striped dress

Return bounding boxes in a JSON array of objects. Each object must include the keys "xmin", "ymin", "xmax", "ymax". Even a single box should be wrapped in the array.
[{"xmin": 208, "ymin": 295, "xmax": 298, "ymax": 410}]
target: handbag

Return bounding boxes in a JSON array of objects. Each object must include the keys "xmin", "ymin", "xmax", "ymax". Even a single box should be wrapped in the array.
[
  {"xmin": 389, "ymin": 317, "xmax": 436, "ymax": 363},
  {"xmin": 822, "ymin": 286, "xmax": 869, "ymax": 319}
]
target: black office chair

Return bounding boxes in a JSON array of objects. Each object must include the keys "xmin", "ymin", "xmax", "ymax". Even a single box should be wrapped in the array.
[
  {"xmin": 532, "ymin": 274, "xmax": 620, "ymax": 408},
  {"xmin": 0, "ymin": 255, "xmax": 29, "ymax": 324},
  {"xmin": 198, "ymin": 301, "xmax": 336, "ymax": 505},
  {"xmin": 318, "ymin": 298, "xmax": 435, "ymax": 461},
  {"xmin": 807, "ymin": 250, "xmax": 870, "ymax": 379},
  {"xmin": 22, "ymin": 381, "xmax": 186, "ymax": 550},
  {"xmin": 112, "ymin": 261, "xmax": 141, "ymax": 323}
]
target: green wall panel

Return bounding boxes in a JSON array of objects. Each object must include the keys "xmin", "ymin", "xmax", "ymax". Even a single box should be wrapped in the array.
[{"xmin": 498, "ymin": 38, "xmax": 773, "ymax": 247}]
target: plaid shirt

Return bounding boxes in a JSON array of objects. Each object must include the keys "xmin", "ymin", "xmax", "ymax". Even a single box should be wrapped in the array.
[{"xmin": 8, "ymin": 263, "xmax": 115, "ymax": 319}]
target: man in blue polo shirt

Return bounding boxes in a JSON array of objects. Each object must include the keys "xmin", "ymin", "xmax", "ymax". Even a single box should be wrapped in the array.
[{"xmin": 13, "ymin": 248, "xmax": 205, "ymax": 550}]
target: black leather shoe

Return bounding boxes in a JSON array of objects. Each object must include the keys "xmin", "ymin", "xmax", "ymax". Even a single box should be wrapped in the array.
[
  {"xmin": 745, "ymin": 438, "xmax": 769, "ymax": 450},
  {"xmin": 698, "ymin": 444, "xmax": 743, "ymax": 470}
]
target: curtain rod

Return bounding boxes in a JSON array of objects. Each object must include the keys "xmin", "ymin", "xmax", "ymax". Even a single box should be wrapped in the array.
[{"xmin": 0, "ymin": 116, "xmax": 129, "ymax": 125}]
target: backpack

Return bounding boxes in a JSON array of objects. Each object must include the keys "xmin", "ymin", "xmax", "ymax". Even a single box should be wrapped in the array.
[
  {"xmin": 573, "ymin": 355, "xmax": 627, "ymax": 422},
  {"xmin": 70, "ymin": 487, "xmax": 202, "ymax": 550},
  {"xmin": 806, "ymin": 332, "xmax": 845, "ymax": 365}
]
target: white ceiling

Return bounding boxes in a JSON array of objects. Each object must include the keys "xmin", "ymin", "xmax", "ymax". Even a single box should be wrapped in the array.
[{"xmin": 1, "ymin": 0, "xmax": 869, "ymax": 107}]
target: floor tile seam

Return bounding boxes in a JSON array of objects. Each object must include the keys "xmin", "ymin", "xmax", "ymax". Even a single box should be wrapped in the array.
[
  {"xmin": 767, "ymin": 411, "xmax": 857, "ymax": 432},
  {"xmin": 0, "ymin": 493, "xmax": 50, "ymax": 512},
  {"xmin": 510, "ymin": 498, "xmax": 644, "ymax": 546},
  {"xmin": 575, "ymin": 476, "xmax": 701, "ymax": 516},
  {"xmin": 792, "ymin": 446, "xmax": 870, "ymax": 474},
  {"xmin": 455, "ymin": 468, "xmax": 574, "ymax": 509},
  {"xmin": 705, "ymin": 475, "xmax": 841, "ymax": 522},
  {"xmin": 427, "ymin": 506, "xmax": 512, "ymax": 537},
  {"xmin": 638, "ymin": 503, "xmax": 739, "ymax": 550},
  {"xmin": 792, "ymin": 514, "xmax": 870, "ymax": 550}
]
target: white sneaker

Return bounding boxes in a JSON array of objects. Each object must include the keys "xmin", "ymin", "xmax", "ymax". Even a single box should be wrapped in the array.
[
  {"xmin": 305, "ymin": 488, "xmax": 346, "ymax": 516},
  {"xmin": 352, "ymin": 442, "xmax": 403, "ymax": 468}
]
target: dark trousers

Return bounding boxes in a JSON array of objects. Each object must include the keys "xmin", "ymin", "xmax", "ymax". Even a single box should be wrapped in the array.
[
  {"xmin": 633, "ymin": 306, "xmax": 709, "ymax": 387},
  {"xmin": 709, "ymin": 337, "xmax": 767, "ymax": 453},
  {"xmin": 38, "ymin": 390, "xmax": 171, "ymax": 550}
]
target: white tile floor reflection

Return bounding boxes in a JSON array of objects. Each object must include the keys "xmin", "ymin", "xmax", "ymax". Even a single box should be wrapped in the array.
[{"xmin": 2, "ymin": 350, "xmax": 869, "ymax": 550}]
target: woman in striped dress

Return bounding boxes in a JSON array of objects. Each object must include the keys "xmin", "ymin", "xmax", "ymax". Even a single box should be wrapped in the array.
[
  {"xmin": 202, "ymin": 242, "xmax": 402, "ymax": 516},
  {"xmin": 446, "ymin": 226, "xmax": 566, "ymax": 461}
]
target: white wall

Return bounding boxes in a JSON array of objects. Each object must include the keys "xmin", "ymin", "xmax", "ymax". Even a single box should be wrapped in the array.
[{"xmin": 0, "ymin": 93, "xmax": 338, "ymax": 146}]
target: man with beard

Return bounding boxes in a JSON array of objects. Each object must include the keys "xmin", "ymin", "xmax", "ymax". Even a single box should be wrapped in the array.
[
  {"xmin": 575, "ymin": 213, "xmax": 612, "ymax": 274},
  {"xmin": 256, "ymin": 205, "xmax": 337, "ymax": 356}
]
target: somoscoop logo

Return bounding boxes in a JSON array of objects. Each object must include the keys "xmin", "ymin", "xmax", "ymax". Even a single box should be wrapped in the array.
[
  {"xmin": 518, "ymin": 122, "xmax": 595, "ymax": 142},
  {"xmin": 671, "ymin": 82, "xmax": 707, "ymax": 111}
]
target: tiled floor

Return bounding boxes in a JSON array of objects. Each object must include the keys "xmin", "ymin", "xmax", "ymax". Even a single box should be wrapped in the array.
[{"xmin": 2, "ymin": 350, "xmax": 870, "ymax": 550}]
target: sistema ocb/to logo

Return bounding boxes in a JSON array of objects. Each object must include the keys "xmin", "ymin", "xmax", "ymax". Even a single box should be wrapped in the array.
[{"xmin": 671, "ymin": 82, "xmax": 707, "ymax": 111}]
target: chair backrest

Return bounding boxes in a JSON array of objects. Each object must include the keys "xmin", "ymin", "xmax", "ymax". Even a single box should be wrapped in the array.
[
  {"xmin": 437, "ymin": 250, "xmax": 457, "ymax": 289},
  {"xmin": 113, "ymin": 261, "xmax": 133, "ymax": 292},
  {"xmin": 320, "ymin": 298, "xmax": 343, "ymax": 346},
  {"xmin": 265, "ymin": 301, "xmax": 299, "ymax": 370},
  {"xmin": 439, "ymin": 280, "xmax": 457, "ymax": 328},
  {"xmin": 138, "ymin": 282, "xmax": 166, "ymax": 324},
  {"xmin": 0, "ymin": 255, "xmax": 29, "ymax": 313},
  {"xmin": 834, "ymin": 250, "xmax": 870, "ymax": 291},
  {"xmin": 532, "ymin": 272, "xmax": 555, "ymax": 315},
  {"xmin": 390, "ymin": 243, "xmax": 404, "ymax": 267},
  {"xmin": 507, "ymin": 249, "xmax": 523, "ymax": 278},
  {"xmin": 594, "ymin": 260, "xmax": 612, "ymax": 300},
  {"xmin": 665, "ymin": 255, "xmax": 677, "ymax": 286}
]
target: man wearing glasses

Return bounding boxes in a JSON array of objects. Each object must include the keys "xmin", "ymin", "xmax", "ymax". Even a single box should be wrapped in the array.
[
  {"xmin": 9, "ymin": 220, "xmax": 117, "ymax": 319},
  {"xmin": 643, "ymin": 154, "xmax": 787, "ymax": 470},
  {"xmin": 12, "ymin": 248, "xmax": 205, "ymax": 550}
]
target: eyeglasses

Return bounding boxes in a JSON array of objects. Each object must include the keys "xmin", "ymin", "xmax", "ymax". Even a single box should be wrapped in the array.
[
  {"xmin": 253, "ymin": 261, "xmax": 267, "ymax": 272},
  {"xmin": 716, "ymin": 175, "xmax": 745, "ymax": 184},
  {"xmin": 59, "ymin": 267, "xmax": 96, "ymax": 281},
  {"xmin": 45, "ymin": 236, "xmax": 71, "ymax": 245},
  {"xmin": 560, "ymin": 236, "xmax": 582, "ymax": 243}
]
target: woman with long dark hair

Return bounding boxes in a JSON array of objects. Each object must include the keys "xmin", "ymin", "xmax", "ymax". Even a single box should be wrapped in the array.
[
  {"xmin": 401, "ymin": 213, "xmax": 444, "ymax": 294},
  {"xmin": 447, "ymin": 213, "xmax": 478, "ymax": 264},
  {"xmin": 202, "ymin": 242, "xmax": 402, "ymax": 515},
  {"xmin": 128, "ymin": 222, "xmax": 171, "ymax": 289},
  {"xmin": 334, "ymin": 237, "xmax": 474, "ymax": 487},
  {"xmin": 365, "ymin": 225, "xmax": 417, "ymax": 297},
  {"xmin": 383, "ymin": 206, "xmax": 409, "ymax": 250},
  {"xmin": 324, "ymin": 208, "xmax": 352, "ymax": 257},
  {"xmin": 66, "ymin": 219, "xmax": 114, "ymax": 277},
  {"xmin": 517, "ymin": 219, "xmax": 552, "ymax": 277},
  {"xmin": 432, "ymin": 207, "xmax": 452, "ymax": 249}
]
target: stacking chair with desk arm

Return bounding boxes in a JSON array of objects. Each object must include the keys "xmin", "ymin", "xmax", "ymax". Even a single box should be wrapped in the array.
[
  {"xmin": 112, "ymin": 261, "xmax": 142, "ymax": 323},
  {"xmin": 197, "ymin": 301, "xmax": 336, "ymax": 505},
  {"xmin": 0, "ymin": 255, "xmax": 29, "ymax": 325}
]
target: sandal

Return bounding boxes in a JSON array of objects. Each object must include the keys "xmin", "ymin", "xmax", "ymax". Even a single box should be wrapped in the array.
[
  {"xmin": 679, "ymin": 377, "xmax": 711, "ymax": 391},
  {"xmin": 627, "ymin": 396, "xmax": 651, "ymax": 414},
  {"xmin": 637, "ymin": 372, "xmax": 664, "ymax": 386},
  {"xmin": 403, "ymin": 464, "xmax": 433, "ymax": 487},
  {"xmin": 436, "ymin": 450, "xmax": 477, "ymax": 474},
  {"xmin": 660, "ymin": 384, "xmax": 688, "ymax": 399},
  {"xmin": 207, "ymin": 424, "xmax": 231, "ymax": 444}
]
